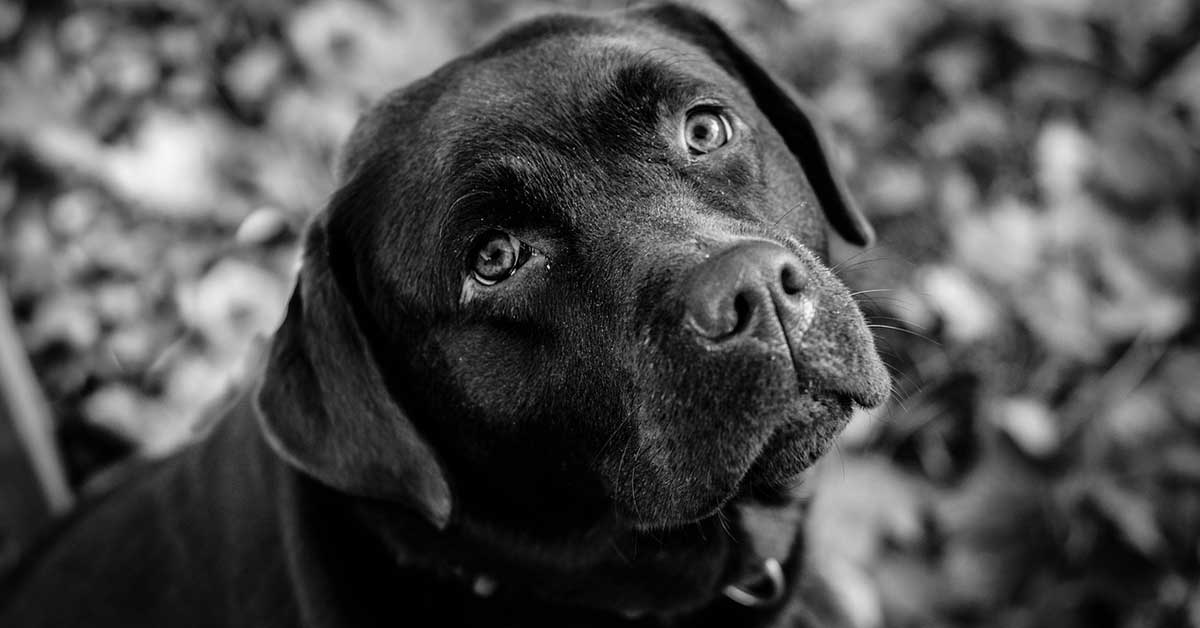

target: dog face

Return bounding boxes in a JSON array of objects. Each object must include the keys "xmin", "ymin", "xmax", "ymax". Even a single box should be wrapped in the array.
[{"xmin": 257, "ymin": 4, "xmax": 887, "ymax": 536}]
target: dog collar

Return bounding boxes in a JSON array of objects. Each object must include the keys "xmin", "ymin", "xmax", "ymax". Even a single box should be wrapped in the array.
[
  {"xmin": 462, "ymin": 557, "xmax": 786, "ymax": 610},
  {"xmin": 457, "ymin": 497, "xmax": 799, "ymax": 613},
  {"xmin": 722, "ymin": 557, "xmax": 785, "ymax": 607}
]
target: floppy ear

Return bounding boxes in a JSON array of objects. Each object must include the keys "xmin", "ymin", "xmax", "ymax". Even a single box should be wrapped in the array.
[
  {"xmin": 254, "ymin": 203, "xmax": 452, "ymax": 529},
  {"xmin": 632, "ymin": 3, "xmax": 875, "ymax": 246}
]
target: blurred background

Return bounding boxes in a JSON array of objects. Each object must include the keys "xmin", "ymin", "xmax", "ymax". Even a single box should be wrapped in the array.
[{"xmin": 0, "ymin": 0, "xmax": 1197, "ymax": 626}]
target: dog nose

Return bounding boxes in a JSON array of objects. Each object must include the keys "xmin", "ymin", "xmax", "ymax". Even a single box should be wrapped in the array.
[{"xmin": 683, "ymin": 242, "xmax": 813, "ymax": 343}]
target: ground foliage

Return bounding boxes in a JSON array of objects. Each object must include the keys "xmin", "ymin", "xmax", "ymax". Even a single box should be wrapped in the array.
[{"xmin": 0, "ymin": 0, "xmax": 1197, "ymax": 626}]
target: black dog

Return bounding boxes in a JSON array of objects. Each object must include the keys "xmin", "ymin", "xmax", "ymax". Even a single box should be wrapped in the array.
[{"xmin": 0, "ymin": 4, "xmax": 887, "ymax": 626}]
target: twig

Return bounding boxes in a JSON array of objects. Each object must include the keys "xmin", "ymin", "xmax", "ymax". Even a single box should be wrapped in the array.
[{"xmin": 0, "ymin": 282, "xmax": 73, "ymax": 516}]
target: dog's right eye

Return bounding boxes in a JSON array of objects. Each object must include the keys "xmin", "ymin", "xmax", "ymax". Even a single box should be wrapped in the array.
[
  {"xmin": 471, "ymin": 231, "xmax": 530, "ymax": 286},
  {"xmin": 682, "ymin": 108, "xmax": 732, "ymax": 155}
]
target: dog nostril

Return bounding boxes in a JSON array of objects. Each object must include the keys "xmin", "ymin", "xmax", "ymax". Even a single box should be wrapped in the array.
[
  {"xmin": 731, "ymin": 291, "xmax": 754, "ymax": 337},
  {"xmin": 682, "ymin": 242, "xmax": 809, "ymax": 343},
  {"xmin": 780, "ymin": 264, "xmax": 807, "ymax": 296}
]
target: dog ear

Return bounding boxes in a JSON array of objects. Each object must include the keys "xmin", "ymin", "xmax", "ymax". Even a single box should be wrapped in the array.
[
  {"xmin": 632, "ymin": 3, "xmax": 875, "ymax": 246},
  {"xmin": 255, "ymin": 194, "xmax": 452, "ymax": 529}
]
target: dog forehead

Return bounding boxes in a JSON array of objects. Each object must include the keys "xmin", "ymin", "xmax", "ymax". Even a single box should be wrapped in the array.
[
  {"xmin": 427, "ymin": 30, "xmax": 741, "ymax": 158},
  {"xmin": 465, "ymin": 30, "xmax": 721, "ymax": 98},
  {"xmin": 337, "ymin": 16, "xmax": 745, "ymax": 183}
]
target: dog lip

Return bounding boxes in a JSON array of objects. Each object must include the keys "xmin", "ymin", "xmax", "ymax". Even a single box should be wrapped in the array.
[
  {"xmin": 624, "ymin": 500, "xmax": 733, "ymax": 532},
  {"xmin": 802, "ymin": 383, "xmax": 862, "ymax": 408},
  {"xmin": 735, "ymin": 464, "xmax": 816, "ymax": 505},
  {"xmin": 630, "ymin": 432, "xmax": 824, "ymax": 532},
  {"xmin": 817, "ymin": 378, "xmax": 886, "ymax": 409},
  {"xmin": 623, "ymin": 389, "xmax": 852, "ymax": 533}
]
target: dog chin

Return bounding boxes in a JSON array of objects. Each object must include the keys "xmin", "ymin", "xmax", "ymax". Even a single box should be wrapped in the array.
[
  {"xmin": 745, "ymin": 391, "xmax": 855, "ymax": 486},
  {"xmin": 616, "ymin": 391, "xmax": 853, "ymax": 532}
]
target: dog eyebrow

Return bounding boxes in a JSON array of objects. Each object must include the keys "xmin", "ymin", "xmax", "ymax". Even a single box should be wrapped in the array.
[
  {"xmin": 606, "ymin": 54, "xmax": 716, "ymax": 113},
  {"xmin": 441, "ymin": 154, "xmax": 570, "ymax": 232}
]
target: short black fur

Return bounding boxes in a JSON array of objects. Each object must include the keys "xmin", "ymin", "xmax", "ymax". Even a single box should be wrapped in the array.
[{"xmin": 1, "ymin": 4, "xmax": 887, "ymax": 627}]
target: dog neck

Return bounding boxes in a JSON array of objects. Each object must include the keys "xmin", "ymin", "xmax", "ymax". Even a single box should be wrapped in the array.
[
  {"xmin": 181, "ymin": 387, "xmax": 824, "ymax": 627},
  {"xmin": 451, "ymin": 502, "xmax": 803, "ymax": 616},
  {"xmin": 337, "ymin": 482, "xmax": 811, "ymax": 623},
  {"xmin": 235, "ymin": 388, "xmax": 813, "ymax": 624}
]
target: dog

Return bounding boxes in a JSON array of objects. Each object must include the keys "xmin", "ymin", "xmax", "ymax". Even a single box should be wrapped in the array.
[{"xmin": 0, "ymin": 3, "xmax": 888, "ymax": 626}]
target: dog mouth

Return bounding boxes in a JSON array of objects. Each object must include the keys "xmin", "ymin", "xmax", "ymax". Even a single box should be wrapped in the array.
[
  {"xmin": 742, "ymin": 390, "xmax": 855, "ymax": 488},
  {"xmin": 618, "ymin": 386, "xmax": 856, "ymax": 532},
  {"xmin": 713, "ymin": 389, "xmax": 855, "ymax": 511}
]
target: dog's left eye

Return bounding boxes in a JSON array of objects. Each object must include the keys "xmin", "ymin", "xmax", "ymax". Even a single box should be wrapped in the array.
[
  {"xmin": 682, "ymin": 109, "xmax": 732, "ymax": 154},
  {"xmin": 471, "ymin": 231, "xmax": 531, "ymax": 286}
]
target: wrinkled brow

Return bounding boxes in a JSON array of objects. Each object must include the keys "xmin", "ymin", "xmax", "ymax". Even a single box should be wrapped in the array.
[
  {"xmin": 606, "ymin": 55, "xmax": 716, "ymax": 113},
  {"xmin": 439, "ymin": 153, "xmax": 572, "ymax": 243}
]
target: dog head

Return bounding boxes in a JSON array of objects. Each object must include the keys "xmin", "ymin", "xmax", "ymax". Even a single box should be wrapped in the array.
[{"xmin": 257, "ymin": 2, "xmax": 886, "ymax": 547}]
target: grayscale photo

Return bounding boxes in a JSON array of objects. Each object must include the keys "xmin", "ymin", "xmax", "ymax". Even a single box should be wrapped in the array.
[{"xmin": 0, "ymin": 1, "xmax": 1197, "ymax": 626}]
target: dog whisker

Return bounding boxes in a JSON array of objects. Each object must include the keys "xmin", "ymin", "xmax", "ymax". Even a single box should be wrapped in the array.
[
  {"xmin": 608, "ymin": 538, "xmax": 632, "ymax": 565},
  {"xmin": 828, "ymin": 247, "xmax": 879, "ymax": 274},
  {"xmin": 853, "ymin": 291, "xmax": 908, "ymax": 304},
  {"xmin": 867, "ymin": 314, "xmax": 930, "ymax": 333},
  {"xmin": 886, "ymin": 382, "xmax": 912, "ymax": 415},
  {"xmin": 832, "ymin": 251, "xmax": 920, "ymax": 278},
  {"xmin": 849, "ymin": 288, "xmax": 897, "ymax": 297},
  {"xmin": 594, "ymin": 411, "xmax": 636, "ymax": 463},
  {"xmin": 857, "ymin": 298, "xmax": 921, "ymax": 317},
  {"xmin": 867, "ymin": 323, "xmax": 940, "ymax": 346},
  {"xmin": 715, "ymin": 509, "xmax": 734, "ymax": 541},
  {"xmin": 882, "ymin": 363, "xmax": 922, "ymax": 399},
  {"xmin": 857, "ymin": 295, "xmax": 918, "ymax": 309},
  {"xmin": 832, "ymin": 439, "xmax": 847, "ymax": 481},
  {"xmin": 771, "ymin": 201, "xmax": 807, "ymax": 226}
]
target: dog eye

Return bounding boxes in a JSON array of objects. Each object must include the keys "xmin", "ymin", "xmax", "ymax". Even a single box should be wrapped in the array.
[
  {"xmin": 471, "ymin": 231, "xmax": 530, "ymax": 285},
  {"xmin": 682, "ymin": 109, "xmax": 732, "ymax": 154}
]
